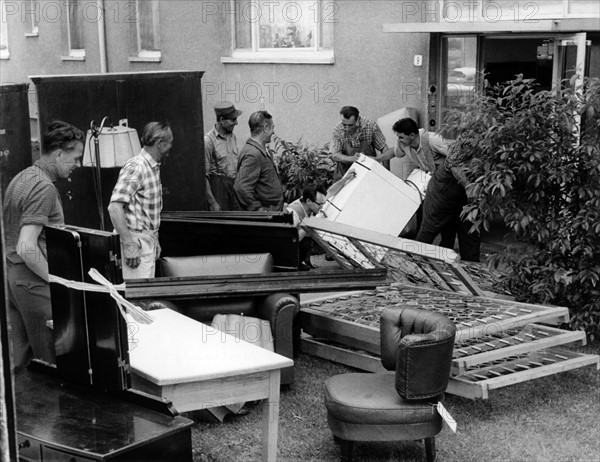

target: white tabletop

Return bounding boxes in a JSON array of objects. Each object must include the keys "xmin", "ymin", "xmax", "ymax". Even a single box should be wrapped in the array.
[{"xmin": 129, "ymin": 309, "xmax": 294, "ymax": 386}]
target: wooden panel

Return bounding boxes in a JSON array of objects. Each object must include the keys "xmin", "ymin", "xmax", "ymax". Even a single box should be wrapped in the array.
[
  {"xmin": 125, "ymin": 268, "xmax": 387, "ymax": 301},
  {"xmin": 0, "ymin": 84, "xmax": 31, "ymax": 195},
  {"xmin": 300, "ymin": 336, "xmax": 386, "ymax": 373},
  {"xmin": 158, "ymin": 217, "xmax": 300, "ymax": 270}
]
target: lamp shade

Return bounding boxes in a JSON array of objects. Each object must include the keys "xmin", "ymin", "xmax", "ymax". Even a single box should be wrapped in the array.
[{"xmin": 83, "ymin": 125, "xmax": 141, "ymax": 168}]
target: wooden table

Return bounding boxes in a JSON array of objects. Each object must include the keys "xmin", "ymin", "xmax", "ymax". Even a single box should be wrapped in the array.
[{"xmin": 128, "ymin": 308, "xmax": 294, "ymax": 462}]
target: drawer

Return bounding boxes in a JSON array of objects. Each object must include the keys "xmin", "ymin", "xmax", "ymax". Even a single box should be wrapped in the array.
[
  {"xmin": 41, "ymin": 446, "xmax": 95, "ymax": 462},
  {"xmin": 17, "ymin": 433, "xmax": 41, "ymax": 462}
]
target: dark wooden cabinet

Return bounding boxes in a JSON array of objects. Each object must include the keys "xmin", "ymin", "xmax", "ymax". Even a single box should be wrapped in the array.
[
  {"xmin": 16, "ymin": 371, "xmax": 193, "ymax": 462},
  {"xmin": 0, "ymin": 83, "xmax": 32, "ymax": 195},
  {"xmin": 30, "ymin": 71, "xmax": 206, "ymax": 230}
]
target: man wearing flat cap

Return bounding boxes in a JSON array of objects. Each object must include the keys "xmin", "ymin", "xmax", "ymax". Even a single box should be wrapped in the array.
[{"xmin": 204, "ymin": 101, "xmax": 242, "ymax": 211}]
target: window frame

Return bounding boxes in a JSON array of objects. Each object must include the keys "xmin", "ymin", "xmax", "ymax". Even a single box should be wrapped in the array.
[
  {"xmin": 25, "ymin": 0, "xmax": 39, "ymax": 37},
  {"xmin": 129, "ymin": 0, "xmax": 161, "ymax": 63},
  {"xmin": 64, "ymin": 0, "xmax": 85, "ymax": 60},
  {"xmin": 0, "ymin": 0, "xmax": 10, "ymax": 59},
  {"xmin": 223, "ymin": 0, "xmax": 334, "ymax": 65}
]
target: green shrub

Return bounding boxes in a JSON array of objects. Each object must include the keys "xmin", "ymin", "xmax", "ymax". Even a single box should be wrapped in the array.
[
  {"xmin": 273, "ymin": 137, "xmax": 335, "ymax": 203},
  {"xmin": 442, "ymin": 76, "xmax": 600, "ymax": 341}
]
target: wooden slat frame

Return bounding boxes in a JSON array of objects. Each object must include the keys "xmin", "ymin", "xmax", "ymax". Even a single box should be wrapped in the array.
[
  {"xmin": 448, "ymin": 348, "xmax": 600, "ymax": 399},
  {"xmin": 302, "ymin": 217, "xmax": 485, "ymax": 296},
  {"xmin": 452, "ymin": 325, "xmax": 587, "ymax": 376}
]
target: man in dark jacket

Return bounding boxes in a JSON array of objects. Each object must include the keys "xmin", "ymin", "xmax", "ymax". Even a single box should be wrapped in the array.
[{"xmin": 234, "ymin": 111, "xmax": 284, "ymax": 211}]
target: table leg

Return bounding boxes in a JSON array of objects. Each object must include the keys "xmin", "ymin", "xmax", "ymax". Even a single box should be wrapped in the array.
[{"xmin": 262, "ymin": 369, "xmax": 281, "ymax": 462}]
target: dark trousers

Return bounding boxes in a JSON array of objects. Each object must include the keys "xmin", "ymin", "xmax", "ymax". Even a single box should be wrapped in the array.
[
  {"xmin": 299, "ymin": 236, "xmax": 316, "ymax": 264},
  {"xmin": 7, "ymin": 262, "xmax": 56, "ymax": 372},
  {"xmin": 209, "ymin": 175, "xmax": 239, "ymax": 211},
  {"xmin": 416, "ymin": 164, "xmax": 480, "ymax": 262}
]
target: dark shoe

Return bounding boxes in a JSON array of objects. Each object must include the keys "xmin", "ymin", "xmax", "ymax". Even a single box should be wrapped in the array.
[
  {"xmin": 299, "ymin": 262, "xmax": 311, "ymax": 271},
  {"xmin": 325, "ymin": 255, "xmax": 334, "ymax": 261}
]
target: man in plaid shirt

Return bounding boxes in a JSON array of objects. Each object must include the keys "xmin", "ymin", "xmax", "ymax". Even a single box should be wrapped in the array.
[
  {"xmin": 108, "ymin": 121, "xmax": 173, "ymax": 279},
  {"xmin": 330, "ymin": 106, "xmax": 389, "ymax": 181}
]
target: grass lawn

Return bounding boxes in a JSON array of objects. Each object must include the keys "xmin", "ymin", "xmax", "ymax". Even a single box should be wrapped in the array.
[{"xmin": 188, "ymin": 343, "xmax": 599, "ymax": 462}]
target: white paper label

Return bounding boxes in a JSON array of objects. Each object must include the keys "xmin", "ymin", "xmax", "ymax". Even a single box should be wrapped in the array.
[{"xmin": 436, "ymin": 401, "xmax": 457, "ymax": 432}]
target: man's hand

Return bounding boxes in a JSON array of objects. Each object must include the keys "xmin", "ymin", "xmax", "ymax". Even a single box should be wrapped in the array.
[
  {"xmin": 353, "ymin": 152, "xmax": 363, "ymax": 162},
  {"xmin": 208, "ymin": 200, "xmax": 222, "ymax": 212},
  {"xmin": 123, "ymin": 239, "xmax": 141, "ymax": 269}
]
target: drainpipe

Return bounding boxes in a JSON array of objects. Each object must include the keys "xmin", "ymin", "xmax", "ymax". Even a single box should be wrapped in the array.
[{"xmin": 97, "ymin": 0, "xmax": 108, "ymax": 73}]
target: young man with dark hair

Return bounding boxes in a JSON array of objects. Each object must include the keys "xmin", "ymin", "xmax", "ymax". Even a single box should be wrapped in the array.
[
  {"xmin": 373, "ymin": 117, "xmax": 450, "ymax": 177},
  {"xmin": 330, "ymin": 105, "xmax": 388, "ymax": 181},
  {"xmin": 3, "ymin": 121, "xmax": 84, "ymax": 370}
]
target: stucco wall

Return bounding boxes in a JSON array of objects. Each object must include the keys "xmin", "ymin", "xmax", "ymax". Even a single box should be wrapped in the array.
[{"xmin": 0, "ymin": 1, "xmax": 430, "ymax": 147}]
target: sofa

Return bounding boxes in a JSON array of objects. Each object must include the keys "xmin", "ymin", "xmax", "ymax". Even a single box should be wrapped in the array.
[{"xmin": 139, "ymin": 252, "xmax": 300, "ymax": 385}]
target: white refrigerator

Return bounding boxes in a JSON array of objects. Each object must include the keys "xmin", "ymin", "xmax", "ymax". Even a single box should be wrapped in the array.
[{"xmin": 320, "ymin": 155, "xmax": 422, "ymax": 236}]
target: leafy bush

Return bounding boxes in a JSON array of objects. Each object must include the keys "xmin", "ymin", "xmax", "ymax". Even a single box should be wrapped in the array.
[
  {"xmin": 442, "ymin": 76, "xmax": 600, "ymax": 341},
  {"xmin": 272, "ymin": 137, "xmax": 335, "ymax": 203}
]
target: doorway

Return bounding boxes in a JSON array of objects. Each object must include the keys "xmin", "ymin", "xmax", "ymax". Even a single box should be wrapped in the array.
[{"xmin": 435, "ymin": 33, "xmax": 592, "ymax": 126}]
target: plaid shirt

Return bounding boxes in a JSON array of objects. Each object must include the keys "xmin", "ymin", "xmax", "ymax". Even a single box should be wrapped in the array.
[
  {"xmin": 331, "ymin": 116, "xmax": 388, "ymax": 157},
  {"xmin": 110, "ymin": 149, "xmax": 162, "ymax": 232}
]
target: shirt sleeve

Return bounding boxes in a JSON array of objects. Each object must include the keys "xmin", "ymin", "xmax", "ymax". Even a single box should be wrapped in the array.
[
  {"xmin": 330, "ymin": 125, "xmax": 344, "ymax": 157},
  {"xmin": 19, "ymin": 181, "xmax": 57, "ymax": 228},
  {"xmin": 110, "ymin": 161, "xmax": 142, "ymax": 205},
  {"xmin": 372, "ymin": 123, "xmax": 388, "ymax": 153},
  {"xmin": 204, "ymin": 134, "xmax": 214, "ymax": 178},
  {"xmin": 428, "ymin": 132, "xmax": 451, "ymax": 157},
  {"xmin": 234, "ymin": 153, "xmax": 262, "ymax": 211}
]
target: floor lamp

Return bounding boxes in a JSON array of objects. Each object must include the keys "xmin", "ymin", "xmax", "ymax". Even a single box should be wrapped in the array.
[{"xmin": 83, "ymin": 119, "xmax": 141, "ymax": 230}]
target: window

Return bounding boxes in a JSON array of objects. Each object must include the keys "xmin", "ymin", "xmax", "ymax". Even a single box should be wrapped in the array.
[
  {"xmin": 65, "ymin": 0, "xmax": 85, "ymax": 59},
  {"xmin": 0, "ymin": 0, "xmax": 9, "ymax": 59},
  {"xmin": 130, "ymin": 0, "xmax": 161, "ymax": 62},
  {"xmin": 441, "ymin": 0, "xmax": 599, "ymax": 22},
  {"xmin": 25, "ymin": 0, "xmax": 39, "ymax": 36},
  {"xmin": 224, "ymin": 0, "xmax": 335, "ymax": 64},
  {"xmin": 443, "ymin": 36, "xmax": 478, "ymax": 113}
]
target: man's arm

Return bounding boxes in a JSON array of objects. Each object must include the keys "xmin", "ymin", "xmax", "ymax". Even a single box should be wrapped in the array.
[
  {"xmin": 107, "ymin": 202, "xmax": 141, "ymax": 269},
  {"xmin": 374, "ymin": 146, "xmax": 397, "ymax": 162},
  {"xmin": 329, "ymin": 126, "xmax": 354, "ymax": 164},
  {"xmin": 204, "ymin": 135, "xmax": 221, "ymax": 211},
  {"xmin": 234, "ymin": 153, "xmax": 263, "ymax": 211},
  {"xmin": 16, "ymin": 225, "xmax": 48, "ymax": 281},
  {"xmin": 372, "ymin": 122, "xmax": 389, "ymax": 155}
]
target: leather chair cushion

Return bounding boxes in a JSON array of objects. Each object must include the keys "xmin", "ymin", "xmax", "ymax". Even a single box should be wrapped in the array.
[
  {"xmin": 159, "ymin": 253, "xmax": 274, "ymax": 277},
  {"xmin": 324, "ymin": 373, "xmax": 442, "ymax": 425},
  {"xmin": 380, "ymin": 307, "xmax": 456, "ymax": 400}
]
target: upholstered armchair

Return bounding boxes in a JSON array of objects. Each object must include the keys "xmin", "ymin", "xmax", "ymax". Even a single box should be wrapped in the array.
[{"xmin": 324, "ymin": 307, "xmax": 456, "ymax": 461}]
